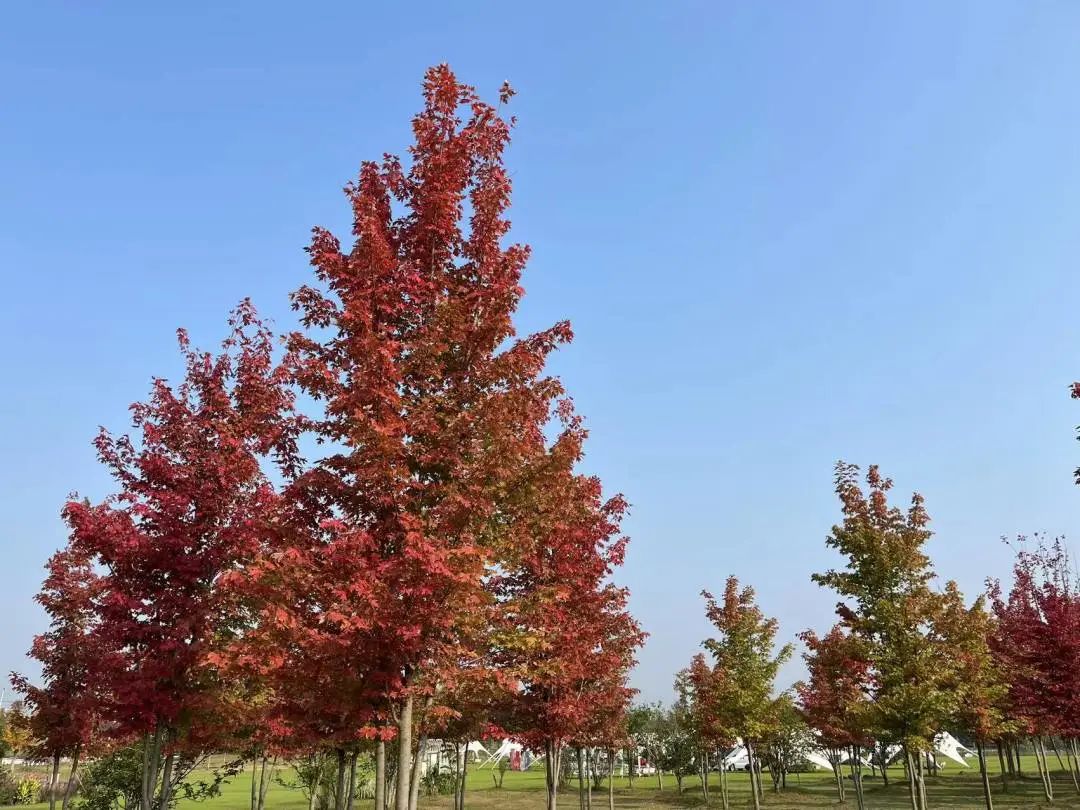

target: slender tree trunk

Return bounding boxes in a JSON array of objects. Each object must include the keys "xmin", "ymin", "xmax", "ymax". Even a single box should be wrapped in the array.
[
  {"xmin": 334, "ymin": 749, "xmax": 348, "ymax": 810},
  {"xmin": 407, "ymin": 735, "xmax": 425, "ymax": 810},
  {"xmin": 655, "ymin": 763, "xmax": 662, "ymax": 791},
  {"xmin": 544, "ymin": 742, "xmax": 560, "ymax": 810},
  {"xmin": 916, "ymin": 750, "xmax": 928, "ymax": 810},
  {"xmin": 1070, "ymin": 740, "xmax": 1080, "ymax": 794},
  {"xmin": 994, "ymin": 740, "xmax": 1008, "ymax": 793},
  {"xmin": 1053, "ymin": 738, "xmax": 1080, "ymax": 793},
  {"xmin": 904, "ymin": 749, "xmax": 918, "ymax": 810},
  {"xmin": 158, "ymin": 749, "xmax": 176, "ymax": 810},
  {"xmin": 745, "ymin": 741, "xmax": 761, "ymax": 810},
  {"xmin": 702, "ymin": 750, "xmax": 710, "ymax": 804},
  {"xmin": 258, "ymin": 755, "xmax": 275, "ymax": 810},
  {"xmin": 346, "ymin": 753, "xmax": 358, "ymax": 810},
  {"xmin": 1049, "ymin": 738, "xmax": 1065, "ymax": 771},
  {"xmin": 577, "ymin": 748, "xmax": 586, "ymax": 810},
  {"xmin": 61, "ymin": 747, "xmax": 81, "ymax": 810},
  {"xmin": 49, "ymin": 753, "xmax": 61, "ymax": 810},
  {"xmin": 832, "ymin": 753, "xmax": 845, "ymax": 803},
  {"xmin": 584, "ymin": 749, "xmax": 592, "ymax": 810},
  {"xmin": 607, "ymin": 749, "xmax": 615, "ymax": 810},
  {"xmin": 455, "ymin": 742, "xmax": 469, "ymax": 810},
  {"xmin": 141, "ymin": 727, "xmax": 165, "ymax": 810},
  {"xmin": 394, "ymin": 697, "xmax": 414, "ymax": 810},
  {"xmin": 976, "ymin": 741, "xmax": 993, "ymax": 810},
  {"xmin": 718, "ymin": 757, "xmax": 729, "ymax": 810},
  {"xmin": 879, "ymin": 744, "xmax": 890, "ymax": 788},
  {"xmin": 375, "ymin": 740, "xmax": 386, "ymax": 810},
  {"xmin": 250, "ymin": 756, "xmax": 259, "ymax": 810},
  {"xmin": 1035, "ymin": 737, "xmax": 1053, "ymax": 802},
  {"xmin": 851, "ymin": 746, "xmax": 865, "ymax": 810}
]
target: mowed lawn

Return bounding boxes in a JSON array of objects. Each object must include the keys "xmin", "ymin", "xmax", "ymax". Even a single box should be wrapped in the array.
[{"xmin": 7, "ymin": 756, "xmax": 1075, "ymax": 810}]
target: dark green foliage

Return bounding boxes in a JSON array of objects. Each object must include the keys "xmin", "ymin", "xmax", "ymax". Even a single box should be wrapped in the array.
[{"xmin": 76, "ymin": 746, "xmax": 240, "ymax": 810}]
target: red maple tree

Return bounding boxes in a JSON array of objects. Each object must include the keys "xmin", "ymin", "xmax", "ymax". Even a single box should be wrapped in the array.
[
  {"xmin": 498, "ymin": 414, "xmax": 643, "ymax": 810},
  {"xmin": 12, "ymin": 544, "xmax": 104, "ymax": 810},
  {"xmin": 796, "ymin": 625, "xmax": 871, "ymax": 803},
  {"xmin": 62, "ymin": 302, "xmax": 296, "ymax": 810},
  {"xmin": 282, "ymin": 64, "xmax": 580, "ymax": 809}
]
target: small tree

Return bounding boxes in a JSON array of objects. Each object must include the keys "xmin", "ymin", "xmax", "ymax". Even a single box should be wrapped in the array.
[
  {"xmin": 796, "ymin": 624, "xmax": 872, "ymax": 806},
  {"xmin": 653, "ymin": 706, "xmax": 697, "ymax": 796},
  {"xmin": 12, "ymin": 543, "xmax": 103, "ymax": 810},
  {"xmin": 937, "ymin": 583, "xmax": 1012, "ymax": 810},
  {"xmin": 813, "ymin": 463, "xmax": 958, "ymax": 810},
  {"xmin": 759, "ymin": 693, "xmax": 810, "ymax": 794},
  {"xmin": 700, "ymin": 578, "xmax": 793, "ymax": 810}
]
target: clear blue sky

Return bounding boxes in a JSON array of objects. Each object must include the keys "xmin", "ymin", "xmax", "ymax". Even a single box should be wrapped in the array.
[{"xmin": 4, "ymin": 2, "xmax": 1080, "ymax": 704}]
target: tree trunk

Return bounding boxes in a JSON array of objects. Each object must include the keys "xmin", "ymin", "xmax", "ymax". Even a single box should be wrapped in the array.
[
  {"xmin": 141, "ymin": 727, "xmax": 165, "ymax": 810},
  {"xmin": 577, "ymin": 748, "xmax": 586, "ymax": 810},
  {"xmin": 1070, "ymin": 740, "xmax": 1080, "ymax": 795},
  {"xmin": 831, "ymin": 753, "xmax": 845, "ymax": 803},
  {"xmin": 49, "ymin": 752, "xmax": 61, "ymax": 810},
  {"xmin": 264, "ymin": 757, "xmax": 278, "ymax": 810},
  {"xmin": 1035, "ymin": 737, "xmax": 1053, "ymax": 802},
  {"xmin": 334, "ymin": 750, "xmax": 348, "ymax": 810},
  {"xmin": 250, "ymin": 756, "xmax": 260, "ymax": 810},
  {"xmin": 394, "ymin": 697, "xmax": 414, "ymax": 810},
  {"xmin": 916, "ymin": 750, "xmax": 928, "ymax": 810},
  {"xmin": 879, "ymin": 744, "xmax": 889, "ymax": 788},
  {"xmin": 158, "ymin": 749, "xmax": 176, "ymax": 810},
  {"xmin": 701, "ymin": 749, "xmax": 710, "ymax": 804},
  {"xmin": 60, "ymin": 747, "xmax": 81, "ymax": 810},
  {"xmin": 904, "ymin": 749, "xmax": 918, "ymax": 810},
  {"xmin": 346, "ymin": 753, "xmax": 358, "ymax": 810},
  {"xmin": 745, "ymin": 741, "xmax": 761, "ymax": 810},
  {"xmin": 851, "ymin": 746, "xmax": 865, "ymax": 810},
  {"xmin": 976, "ymin": 741, "xmax": 993, "ymax": 810},
  {"xmin": 1055, "ymin": 738, "xmax": 1080, "ymax": 793},
  {"xmin": 544, "ymin": 742, "xmax": 560, "ymax": 810},
  {"xmin": 994, "ymin": 740, "xmax": 1007, "ymax": 793},
  {"xmin": 375, "ymin": 740, "xmax": 386, "ymax": 810},
  {"xmin": 407, "ymin": 735, "xmax": 425, "ymax": 810},
  {"xmin": 1049, "ymin": 737, "xmax": 1067, "ymax": 773},
  {"xmin": 607, "ymin": 748, "xmax": 615, "ymax": 810},
  {"xmin": 584, "ymin": 749, "xmax": 592, "ymax": 810},
  {"xmin": 718, "ymin": 758, "xmax": 729, "ymax": 810}
]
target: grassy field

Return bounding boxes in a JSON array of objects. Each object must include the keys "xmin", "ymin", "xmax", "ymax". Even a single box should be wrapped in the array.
[{"xmin": 7, "ymin": 755, "xmax": 1077, "ymax": 810}]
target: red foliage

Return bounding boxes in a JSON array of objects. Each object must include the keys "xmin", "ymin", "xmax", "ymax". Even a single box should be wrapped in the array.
[
  {"xmin": 988, "ymin": 535, "xmax": 1080, "ymax": 737},
  {"xmin": 499, "ymin": 418, "xmax": 644, "ymax": 755},
  {"xmin": 11, "ymin": 544, "xmax": 104, "ymax": 759},
  {"xmin": 278, "ymin": 64, "xmax": 582, "ymax": 740},
  {"xmin": 61, "ymin": 302, "xmax": 296, "ymax": 743},
  {"xmin": 796, "ymin": 625, "xmax": 872, "ymax": 750}
]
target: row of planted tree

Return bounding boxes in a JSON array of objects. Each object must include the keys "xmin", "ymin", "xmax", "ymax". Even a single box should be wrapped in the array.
[
  {"xmin": 627, "ymin": 461, "xmax": 1080, "ymax": 810},
  {"xmin": 7, "ymin": 64, "xmax": 1080, "ymax": 810}
]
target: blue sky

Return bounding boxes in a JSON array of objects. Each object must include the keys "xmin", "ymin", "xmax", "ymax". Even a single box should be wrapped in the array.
[{"xmin": 3, "ymin": 2, "xmax": 1080, "ymax": 703}]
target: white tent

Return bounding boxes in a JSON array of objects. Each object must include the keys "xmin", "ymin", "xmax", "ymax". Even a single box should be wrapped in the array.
[
  {"xmin": 466, "ymin": 741, "xmax": 490, "ymax": 757},
  {"xmin": 933, "ymin": 732, "xmax": 974, "ymax": 768},
  {"xmin": 479, "ymin": 739, "xmax": 543, "ymax": 768},
  {"xmin": 802, "ymin": 750, "xmax": 835, "ymax": 771}
]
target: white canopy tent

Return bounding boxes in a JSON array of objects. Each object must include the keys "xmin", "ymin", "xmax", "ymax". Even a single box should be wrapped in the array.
[
  {"xmin": 933, "ymin": 732, "xmax": 974, "ymax": 767},
  {"xmin": 479, "ymin": 739, "xmax": 543, "ymax": 769}
]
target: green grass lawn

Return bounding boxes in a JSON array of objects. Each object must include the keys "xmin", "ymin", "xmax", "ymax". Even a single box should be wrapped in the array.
[{"xmin": 8, "ymin": 755, "xmax": 1077, "ymax": 810}]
